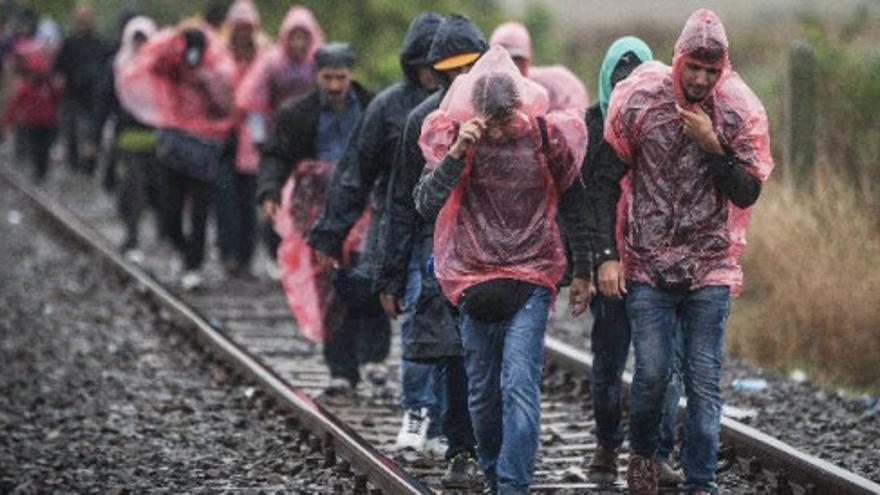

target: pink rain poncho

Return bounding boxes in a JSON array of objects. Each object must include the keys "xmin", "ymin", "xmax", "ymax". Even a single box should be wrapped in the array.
[
  {"xmin": 273, "ymin": 161, "xmax": 371, "ymax": 343},
  {"xmin": 116, "ymin": 27, "xmax": 236, "ymax": 141},
  {"xmin": 223, "ymin": 0, "xmax": 270, "ymax": 173},
  {"xmin": 529, "ymin": 65, "xmax": 590, "ymax": 112},
  {"xmin": 489, "ymin": 22, "xmax": 532, "ymax": 61},
  {"xmin": 604, "ymin": 9, "xmax": 773, "ymax": 295},
  {"xmin": 419, "ymin": 46, "xmax": 588, "ymax": 305}
]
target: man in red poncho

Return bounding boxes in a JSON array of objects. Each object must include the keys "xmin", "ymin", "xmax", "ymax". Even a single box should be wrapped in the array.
[
  {"xmin": 413, "ymin": 46, "xmax": 593, "ymax": 494},
  {"xmin": 595, "ymin": 9, "xmax": 774, "ymax": 494}
]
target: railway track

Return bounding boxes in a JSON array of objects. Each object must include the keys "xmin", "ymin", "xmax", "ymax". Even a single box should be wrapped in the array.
[{"xmin": 3, "ymin": 161, "xmax": 878, "ymax": 494}]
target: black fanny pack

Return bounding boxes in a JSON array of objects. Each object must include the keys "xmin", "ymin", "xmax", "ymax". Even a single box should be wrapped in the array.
[{"xmin": 460, "ymin": 278, "xmax": 538, "ymax": 323}]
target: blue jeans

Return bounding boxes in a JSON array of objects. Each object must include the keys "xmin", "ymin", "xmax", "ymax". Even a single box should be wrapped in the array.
[
  {"xmin": 626, "ymin": 283, "xmax": 730, "ymax": 494},
  {"xmin": 590, "ymin": 294, "xmax": 682, "ymax": 460},
  {"xmin": 399, "ymin": 246, "xmax": 444, "ymax": 437},
  {"xmin": 460, "ymin": 287, "xmax": 551, "ymax": 494}
]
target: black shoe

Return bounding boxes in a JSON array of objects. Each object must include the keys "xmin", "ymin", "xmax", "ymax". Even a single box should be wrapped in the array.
[
  {"xmin": 441, "ymin": 452, "xmax": 480, "ymax": 489},
  {"xmin": 587, "ymin": 444, "xmax": 619, "ymax": 485}
]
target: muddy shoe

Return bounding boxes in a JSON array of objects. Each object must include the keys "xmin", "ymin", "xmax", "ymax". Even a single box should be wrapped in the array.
[
  {"xmin": 657, "ymin": 459, "xmax": 684, "ymax": 487},
  {"xmin": 588, "ymin": 444, "xmax": 619, "ymax": 485},
  {"xmin": 441, "ymin": 452, "xmax": 480, "ymax": 489},
  {"xmin": 626, "ymin": 452, "xmax": 658, "ymax": 495},
  {"xmin": 322, "ymin": 377, "xmax": 356, "ymax": 398}
]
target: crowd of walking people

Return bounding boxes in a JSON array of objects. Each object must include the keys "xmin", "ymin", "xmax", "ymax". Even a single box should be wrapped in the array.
[{"xmin": 0, "ymin": 3, "xmax": 773, "ymax": 494}]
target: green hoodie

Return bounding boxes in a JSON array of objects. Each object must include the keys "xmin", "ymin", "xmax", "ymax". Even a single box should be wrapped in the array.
[{"xmin": 598, "ymin": 36, "xmax": 653, "ymax": 120}]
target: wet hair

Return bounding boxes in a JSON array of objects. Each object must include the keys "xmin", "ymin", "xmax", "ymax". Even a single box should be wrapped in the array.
[
  {"xmin": 316, "ymin": 42, "xmax": 356, "ymax": 69},
  {"xmin": 471, "ymin": 72, "xmax": 520, "ymax": 121},
  {"xmin": 683, "ymin": 39, "xmax": 726, "ymax": 65},
  {"xmin": 202, "ymin": 2, "xmax": 226, "ymax": 28}
]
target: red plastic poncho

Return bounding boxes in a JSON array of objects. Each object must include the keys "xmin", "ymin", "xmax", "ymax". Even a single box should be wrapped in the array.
[
  {"xmin": 529, "ymin": 65, "xmax": 590, "ymax": 112},
  {"xmin": 604, "ymin": 9, "xmax": 773, "ymax": 295},
  {"xmin": 116, "ymin": 27, "xmax": 236, "ymax": 141},
  {"xmin": 419, "ymin": 46, "xmax": 588, "ymax": 305},
  {"xmin": 273, "ymin": 161, "xmax": 371, "ymax": 343}
]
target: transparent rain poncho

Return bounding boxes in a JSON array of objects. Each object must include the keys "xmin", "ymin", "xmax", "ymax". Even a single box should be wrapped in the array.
[
  {"xmin": 273, "ymin": 160, "xmax": 370, "ymax": 343},
  {"xmin": 604, "ymin": 9, "xmax": 773, "ymax": 294},
  {"xmin": 529, "ymin": 65, "xmax": 589, "ymax": 112},
  {"xmin": 116, "ymin": 28, "xmax": 236, "ymax": 141},
  {"xmin": 419, "ymin": 46, "xmax": 588, "ymax": 305}
]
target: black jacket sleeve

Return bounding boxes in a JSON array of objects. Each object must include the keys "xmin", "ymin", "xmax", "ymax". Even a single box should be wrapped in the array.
[
  {"xmin": 583, "ymin": 140, "xmax": 629, "ymax": 266},
  {"xmin": 557, "ymin": 177, "xmax": 593, "ymax": 280},
  {"xmin": 308, "ymin": 96, "xmax": 387, "ymax": 258},
  {"xmin": 413, "ymin": 154, "xmax": 466, "ymax": 222},
  {"xmin": 708, "ymin": 146, "xmax": 762, "ymax": 208}
]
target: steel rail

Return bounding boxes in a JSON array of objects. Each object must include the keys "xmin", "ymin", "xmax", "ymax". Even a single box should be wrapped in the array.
[
  {"xmin": 544, "ymin": 337, "xmax": 880, "ymax": 494},
  {"xmin": 0, "ymin": 165, "xmax": 433, "ymax": 495}
]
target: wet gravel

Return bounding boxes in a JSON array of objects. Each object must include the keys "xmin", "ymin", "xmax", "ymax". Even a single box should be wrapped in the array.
[
  {"xmin": 549, "ymin": 303, "xmax": 880, "ymax": 484},
  {"xmin": 0, "ymin": 180, "xmax": 357, "ymax": 493}
]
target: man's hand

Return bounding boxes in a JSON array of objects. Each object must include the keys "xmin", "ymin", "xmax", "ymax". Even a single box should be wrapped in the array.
[
  {"xmin": 598, "ymin": 260, "xmax": 627, "ymax": 299},
  {"xmin": 261, "ymin": 198, "xmax": 279, "ymax": 219},
  {"xmin": 676, "ymin": 104, "xmax": 723, "ymax": 155},
  {"xmin": 314, "ymin": 250, "xmax": 338, "ymax": 271},
  {"xmin": 569, "ymin": 276, "xmax": 592, "ymax": 317},
  {"xmin": 449, "ymin": 117, "xmax": 485, "ymax": 159},
  {"xmin": 379, "ymin": 292, "xmax": 404, "ymax": 320}
]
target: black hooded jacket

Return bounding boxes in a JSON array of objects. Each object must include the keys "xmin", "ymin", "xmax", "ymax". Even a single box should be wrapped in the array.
[
  {"xmin": 306, "ymin": 12, "xmax": 442, "ymax": 261},
  {"xmin": 256, "ymin": 81, "xmax": 373, "ymax": 205},
  {"xmin": 374, "ymin": 14, "xmax": 487, "ymax": 361}
]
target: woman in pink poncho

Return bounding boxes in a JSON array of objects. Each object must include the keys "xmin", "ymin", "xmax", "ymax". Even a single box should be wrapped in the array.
[
  {"xmin": 116, "ymin": 25, "xmax": 236, "ymax": 289},
  {"xmin": 412, "ymin": 46, "xmax": 593, "ymax": 492}
]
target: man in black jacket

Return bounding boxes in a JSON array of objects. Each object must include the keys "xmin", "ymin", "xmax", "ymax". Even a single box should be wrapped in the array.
[
  {"xmin": 53, "ymin": 4, "xmax": 109, "ymax": 175},
  {"xmin": 257, "ymin": 43, "xmax": 381, "ymax": 395},
  {"xmin": 306, "ymin": 12, "xmax": 447, "ymax": 456},
  {"xmin": 374, "ymin": 14, "xmax": 486, "ymax": 489}
]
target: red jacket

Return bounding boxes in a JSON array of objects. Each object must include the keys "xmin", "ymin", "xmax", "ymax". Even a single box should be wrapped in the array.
[{"xmin": 3, "ymin": 78, "xmax": 61, "ymax": 129}]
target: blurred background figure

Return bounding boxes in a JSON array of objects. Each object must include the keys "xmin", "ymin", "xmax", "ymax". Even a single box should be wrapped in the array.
[{"xmin": 53, "ymin": 3, "xmax": 109, "ymax": 176}]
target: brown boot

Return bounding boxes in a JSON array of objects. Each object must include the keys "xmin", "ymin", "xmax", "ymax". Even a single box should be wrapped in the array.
[
  {"xmin": 587, "ymin": 444, "xmax": 619, "ymax": 485},
  {"xmin": 626, "ymin": 452, "xmax": 658, "ymax": 495}
]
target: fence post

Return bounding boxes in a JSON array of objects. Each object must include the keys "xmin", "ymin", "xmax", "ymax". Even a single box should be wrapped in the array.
[{"xmin": 786, "ymin": 41, "xmax": 818, "ymax": 184}]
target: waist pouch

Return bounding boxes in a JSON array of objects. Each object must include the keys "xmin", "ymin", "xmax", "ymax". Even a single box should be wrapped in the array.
[
  {"xmin": 117, "ymin": 128, "xmax": 157, "ymax": 153},
  {"xmin": 333, "ymin": 267, "xmax": 384, "ymax": 318},
  {"xmin": 460, "ymin": 278, "xmax": 538, "ymax": 323},
  {"xmin": 156, "ymin": 128, "xmax": 223, "ymax": 183}
]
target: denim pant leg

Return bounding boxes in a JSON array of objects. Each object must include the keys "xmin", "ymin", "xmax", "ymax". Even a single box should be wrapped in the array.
[
  {"xmin": 680, "ymin": 286, "xmax": 729, "ymax": 494},
  {"xmin": 213, "ymin": 151, "xmax": 239, "ymax": 262},
  {"xmin": 496, "ymin": 287, "xmax": 550, "ymax": 494},
  {"xmin": 460, "ymin": 315, "xmax": 505, "ymax": 485},
  {"xmin": 237, "ymin": 173, "xmax": 258, "ymax": 266},
  {"xmin": 184, "ymin": 176, "xmax": 212, "ymax": 271},
  {"xmin": 657, "ymin": 324, "xmax": 685, "ymax": 461},
  {"xmin": 626, "ymin": 283, "xmax": 680, "ymax": 457},
  {"xmin": 589, "ymin": 294, "xmax": 631, "ymax": 450}
]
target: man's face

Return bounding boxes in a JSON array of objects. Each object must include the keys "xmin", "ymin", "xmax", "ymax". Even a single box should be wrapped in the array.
[
  {"xmin": 286, "ymin": 28, "xmax": 311, "ymax": 62},
  {"xmin": 318, "ymin": 66, "xmax": 353, "ymax": 106},
  {"xmin": 483, "ymin": 113, "xmax": 520, "ymax": 143},
  {"xmin": 415, "ymin": 66, "xmax": 438, "ymax": 91},
  {"xmin": 680, "ymin": 59, "xmax": 721, "ymax": 102},
  {"xmin": 439, "ymin": 62, "xmax": 474, "ymax": 83}
]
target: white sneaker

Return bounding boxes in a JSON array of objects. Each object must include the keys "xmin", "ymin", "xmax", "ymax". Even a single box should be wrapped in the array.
[
  {"xmin": 124, "ymin": 248, "xmax": 145, "ymax": 264},
  {"xmin": 394, "ymin": 408, "xmax": 430, "ymax": 452},
  {"xmin": 363, "ymin": 363, "xmax": 389, "ymax": 386},
  {"xmin": 264, "ymin": 259, "xmax": 281, "ymax": 281},
  {"xmin": 181, "ymin": 270, "xmax": 204, "ymax": 291},
  {"xmin": 425, "ymin": 436, "xmax": 448, "ymax": 458}
]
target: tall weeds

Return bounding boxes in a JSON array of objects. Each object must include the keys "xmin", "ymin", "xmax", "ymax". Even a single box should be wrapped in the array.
[{"xmin": 727, "ymin": 167, "xmax": 880, "ymax": 393}]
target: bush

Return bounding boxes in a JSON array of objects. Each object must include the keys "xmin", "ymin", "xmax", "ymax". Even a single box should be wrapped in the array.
[{"xmin": 727, "ymin": 165, "xmax": 880, "ymax": 393}]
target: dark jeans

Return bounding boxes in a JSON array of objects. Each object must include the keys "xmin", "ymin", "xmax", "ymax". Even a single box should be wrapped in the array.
[
  {"xmin": 627, "ymin": 283, "xmax": 730, "ymax": 494},
  {"xmin": 590, "ymin": 294, "xmax": 682, "ymax": 460},
  {"xmin": 214, "ymin": 153, "xmax": 257, "ymax": 267},
  {"xmin": 60, "ymin": 98, "xmax": 95, "ymax": 173},
  {"xmin": 436, "ymin": 355, "xmax": 476, "ymax": 460},
  {"xmin": 460, "ymin": 287, "xmax": 551, "ymax": 494},
  {"xmin": 117, "ymin": 150, "xmax": 159, "ymax": 249},
  {"xmin": 323, "ymin": 266, "xmax": 391, "ymax": 386},
  {"xmin": 23, "ymin": 126, "xmax": 56, "ymax": 181},
  {"xmin": 159, "ymin": 165, "xmax": 213, "ymax": 270}
]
